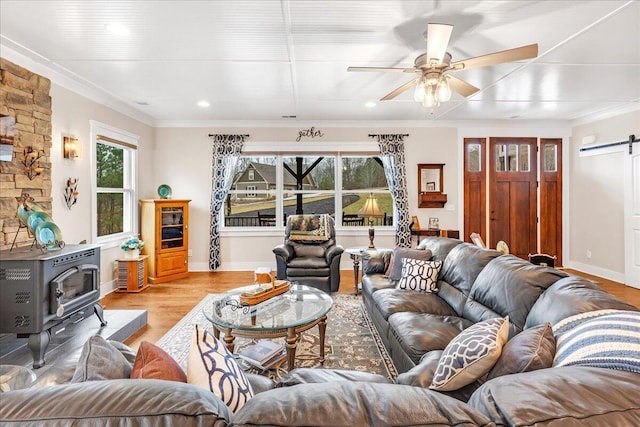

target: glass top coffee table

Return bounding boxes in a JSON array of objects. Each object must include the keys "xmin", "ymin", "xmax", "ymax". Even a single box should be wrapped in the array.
[{"xmin": 203, "ymin": 283, "xmax": 333, "ymax": 371}]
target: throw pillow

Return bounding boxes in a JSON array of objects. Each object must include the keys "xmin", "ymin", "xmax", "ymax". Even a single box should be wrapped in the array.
[
  {"xmin": 396, "ymin": 258, "xmax": 442, "ymax": 292},
  {"xmin": 553, "ymin": 309, "xmax": 640, "ymax": 372},
  {"xmin": 71, "ymin": 335, "xmax": 132, "ymax": 383},
  {"xmin": 487, "ymin": 323, "xmax": 555, "ymax": 380},
  {"xmin": 131, "ymin": 341, "xmax": 187, "ymax": 382},
  {"xmin": 388, "ymin": 248, "xmax": 433, "ymax": 281},
  {"xmin": 288, "ymin": 214, "xmax": 330, "ymax": 241},
  {"xmin": 187, "ymin": 325, "xmax": 254, "ymax": 412},
  {"xmin": 430, "ymin": 316, "xmax": 509, "ymax": 391}
]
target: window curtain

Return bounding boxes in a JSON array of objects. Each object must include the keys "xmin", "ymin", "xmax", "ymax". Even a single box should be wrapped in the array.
[
  {"xmin": 370, "ymin": 134, "xmax": 411, "ymax": 248},
  {"xmin": 209, "ymin": 134, "xmax": 248, "ymax": 269}
]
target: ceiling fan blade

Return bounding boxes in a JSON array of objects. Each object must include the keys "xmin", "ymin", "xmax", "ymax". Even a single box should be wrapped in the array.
[
  {"xmin": 426, "ymin": 23, "xmax": 453, "ymax": 64},
  {"xmin": 446, "ymin": 74, "xmax": 480, "ymax": 97},
  {"xmin": 451, "ymin": 43, "xmax": 538, "ymax": 70},
  {"xmin": 347, "ymin": 66, "xmax": 417, "ymax": 73},
  {"xmin": 381, "ymin": 78, "xmax": 419, "ymax": 101}
]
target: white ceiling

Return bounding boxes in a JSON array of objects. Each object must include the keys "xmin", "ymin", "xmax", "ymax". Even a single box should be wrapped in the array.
[{"xmin": 1, "ymin": 0, "xmax": 639, "ymax": 124}]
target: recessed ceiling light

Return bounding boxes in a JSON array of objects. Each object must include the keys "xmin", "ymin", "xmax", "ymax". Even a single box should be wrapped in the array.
[
  {"xmin": 365, "ymin": 101, "xmax": 377, "ymax": 108},
  {"xmin": 197, "ymin": 100, "xmax": 210, "ymax": 108},
  {"xmin": 105, "ymin": 23, "xmax": 129, "ymax": 36}
]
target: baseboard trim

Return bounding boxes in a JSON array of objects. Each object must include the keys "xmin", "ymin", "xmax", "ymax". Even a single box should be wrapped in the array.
[{"xmin": 567, "ymin": 261, "xmax": 625, "ymax": 284}]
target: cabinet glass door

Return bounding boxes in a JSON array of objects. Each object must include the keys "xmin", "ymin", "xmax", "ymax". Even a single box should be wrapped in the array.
[{"xmin": 160, "ymin": 207, "xmax": 184, "ymax": 249}]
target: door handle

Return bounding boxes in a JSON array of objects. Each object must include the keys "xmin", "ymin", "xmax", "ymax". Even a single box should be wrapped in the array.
[{"xmin": 490, "ymin": 218, "xmax": 497, "ymax": 221}]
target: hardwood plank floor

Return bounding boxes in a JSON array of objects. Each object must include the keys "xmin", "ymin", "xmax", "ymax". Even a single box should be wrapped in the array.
[{"xmin": 100, "ymin": 269, "xmax": 640, "ymax": 351}]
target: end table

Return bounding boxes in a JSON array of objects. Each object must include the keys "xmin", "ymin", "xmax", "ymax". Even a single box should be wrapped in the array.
[{"xmin": 116, "ymin": 255, "xmax": 150, "ymax": 293}]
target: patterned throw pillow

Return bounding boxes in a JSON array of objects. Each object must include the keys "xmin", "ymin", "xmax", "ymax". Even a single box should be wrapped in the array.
[
  {"xmin": 553, "ymin": 309, "xmax": 640, "ymax": 372},
  {"xmin": 396, "ymin": 258, "xmax": 442, "ymax": 292},
  {"xmin": 131, "ymin": 341, "xmax": 187, "ymax": 382},
  {"xmin": 430, "ymin": 317, "xmax": 510, "ymax": 391},
  {"xmin": 187, "ymin": 325, "xmax": 254, "ymax": 412}
]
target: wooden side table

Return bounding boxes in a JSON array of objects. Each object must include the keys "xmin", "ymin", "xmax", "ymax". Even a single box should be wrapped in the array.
[{"xmin": 116, "ymin": 255, "xmax": 150, "ymax": 293}]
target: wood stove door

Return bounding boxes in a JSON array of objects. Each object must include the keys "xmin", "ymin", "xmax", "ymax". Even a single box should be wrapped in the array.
[{"xmin": 49, "ymin": 264, "xmax": 99, "ymax": 318}]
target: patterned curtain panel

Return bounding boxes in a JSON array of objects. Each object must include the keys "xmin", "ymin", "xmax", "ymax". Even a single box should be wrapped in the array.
[
  {"xmin": 209, "ymin": 134, "xmax": 248, "ymax": 269},
  {"xmin": 370, "ymin": 134, "xmax": 411, "ymax": 248}
]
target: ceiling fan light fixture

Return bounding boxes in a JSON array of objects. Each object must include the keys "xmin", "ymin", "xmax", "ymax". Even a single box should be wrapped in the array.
[
  {"xmin": 413, "ymin": 80, "xmax": 427, "ymax": 103},
  {"xmin": 437, "ymin": 77, "xmax": 451, "ymax": 102}
]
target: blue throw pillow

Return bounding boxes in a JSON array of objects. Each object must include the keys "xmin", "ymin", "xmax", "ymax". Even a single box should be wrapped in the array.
[{"xmin": 553, "ymin": 309, "xmax": 640, "ymax": 373}]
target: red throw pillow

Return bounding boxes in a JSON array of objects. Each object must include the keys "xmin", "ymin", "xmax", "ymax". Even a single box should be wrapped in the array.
[{"xmin": 131, "ymin": 341, "xmax": 187, "ymax": 382}]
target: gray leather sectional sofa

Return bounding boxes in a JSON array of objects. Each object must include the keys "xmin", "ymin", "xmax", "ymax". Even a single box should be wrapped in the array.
[{"xmin": 2, "ymin": 237, "xmax": 639, "ymax": 426}]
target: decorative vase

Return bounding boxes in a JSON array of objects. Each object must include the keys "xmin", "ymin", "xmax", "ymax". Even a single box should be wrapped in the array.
[{"xmin": 124, "ymin": 249, "xmax": 139, "ymax": 259}]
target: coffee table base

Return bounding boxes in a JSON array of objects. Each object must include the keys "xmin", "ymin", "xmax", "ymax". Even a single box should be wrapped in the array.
[{"xmin": 212, "ymin": 315, "xmax": 327, "ymax": 371}]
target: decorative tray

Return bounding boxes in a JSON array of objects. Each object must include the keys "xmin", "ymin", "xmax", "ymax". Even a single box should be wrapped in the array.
[{"xmin": 239, "ymin": 280, "xmax": 290, "ymax": 305}]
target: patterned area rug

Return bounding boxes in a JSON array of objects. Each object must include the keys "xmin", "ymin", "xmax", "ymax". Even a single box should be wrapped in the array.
[{"xmin": 156, "ymin": 293, "xmax": 397, "ymax": 380}]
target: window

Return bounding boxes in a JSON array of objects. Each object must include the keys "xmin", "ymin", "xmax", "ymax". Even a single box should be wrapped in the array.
[
  {"xmin": 91, "ymin": 121, "xmax": 138, "ymax": 243},
  {"xmin": 224, "ymin": 154, "xmax": 390, "ymax": 228}
]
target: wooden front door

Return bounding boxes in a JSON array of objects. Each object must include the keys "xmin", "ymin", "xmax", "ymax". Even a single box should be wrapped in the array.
[
  {"xmin": 488, "ymin": 138, "xmax": 538, "ymax": 259},
  {"xmin": 539, "ymin": 138, "xmax": 563, "ymax": 265},
  {"xmin": 463, "ymin": 139, "xmax": 487, "ymax": 242}
]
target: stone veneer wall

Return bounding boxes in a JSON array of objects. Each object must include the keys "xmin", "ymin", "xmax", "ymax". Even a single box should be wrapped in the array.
[{"xmin": 0, "ymin": 58, "xmax": 52, "ymax": 251}]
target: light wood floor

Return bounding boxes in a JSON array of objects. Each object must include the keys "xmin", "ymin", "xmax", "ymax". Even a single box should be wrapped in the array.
[{"xmin": 100, "ymin": 269, "xmax": 640, "ymax": 351}]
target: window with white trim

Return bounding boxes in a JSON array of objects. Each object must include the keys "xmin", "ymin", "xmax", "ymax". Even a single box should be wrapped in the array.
[
  {"xmin": 92, "ymin": 122, "xmax": 138, "ymax": 243},
  {"xmin": 224, "ymin": 154, "xmax": 390, "ymax": 228}
]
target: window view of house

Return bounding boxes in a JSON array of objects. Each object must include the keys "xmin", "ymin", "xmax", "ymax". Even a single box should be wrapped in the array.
[{"xmin": 225, "ymin": 154, "xmax": 391, "ymax": 227}]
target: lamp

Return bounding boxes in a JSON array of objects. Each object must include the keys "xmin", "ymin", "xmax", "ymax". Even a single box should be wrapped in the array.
[
  {"xmin": 358, "ymin": 193, "xmax": 384, "ymax": 248},
  {"xmin": 63, "ymin": 136, "xmax": 79, "ymax": 159}
]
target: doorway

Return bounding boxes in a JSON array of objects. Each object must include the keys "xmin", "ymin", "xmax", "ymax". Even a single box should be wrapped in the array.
[{"xmin": 463, "ymin": 137, "xmax": 563, "ymax": 264}]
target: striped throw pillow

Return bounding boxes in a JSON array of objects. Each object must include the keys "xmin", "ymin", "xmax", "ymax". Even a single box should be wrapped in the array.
[{"xmin": 552, "ymin": 309, "xmax": 640, "ymax": 373}]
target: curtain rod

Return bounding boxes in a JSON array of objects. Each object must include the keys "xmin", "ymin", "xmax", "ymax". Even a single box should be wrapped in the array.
[{"xmin": 579, "ymin": 134, "xmax": 637, "ymax": 155}]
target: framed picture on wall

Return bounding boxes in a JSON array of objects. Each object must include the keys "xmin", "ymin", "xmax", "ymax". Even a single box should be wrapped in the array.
[
  {"xmin": 411, "ymin": 216, "xmax": 420, "ymax": 230},
  {"xmin": 428, "ymin": 217, "xmax": 439, "ymax": 230}
]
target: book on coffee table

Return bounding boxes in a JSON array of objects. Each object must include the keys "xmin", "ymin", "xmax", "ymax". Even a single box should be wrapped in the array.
[{"xmin": 239, "ymin": 340, "xmax": 284, "ymax": 368}]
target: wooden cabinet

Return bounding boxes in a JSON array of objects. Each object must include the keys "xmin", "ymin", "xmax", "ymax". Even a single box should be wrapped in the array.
[
  {"xmin": 140, "ymin": 199, "xmax": 190, "ymax": 284},
  {"xmin": 116, "ymin": 255, "xmax": 149, "ymax": 293}
]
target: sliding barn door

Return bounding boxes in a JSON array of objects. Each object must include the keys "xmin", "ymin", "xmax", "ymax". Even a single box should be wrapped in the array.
[{"xmin": 489, "ymin": 138, "xmax": 538, "ymax": 259}]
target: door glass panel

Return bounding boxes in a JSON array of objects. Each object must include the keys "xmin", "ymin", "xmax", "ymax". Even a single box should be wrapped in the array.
[
  {"xmin": 519, "ymin": 144, "xmax": 530, "ymax": 172},
  {"xmin": 508, "ymin": 144, "xmax": 518, "ymax": 172},
  {"xmin": 544, "ymin": 144, "xmax": 558, "ymax": 172},
  {"xmin": 467, "ymin": 144, "xmax": 481, "ymax": 172},
  {"xmin": 496, "ymin": 144, "xmax": 507, "ymax": 172}
]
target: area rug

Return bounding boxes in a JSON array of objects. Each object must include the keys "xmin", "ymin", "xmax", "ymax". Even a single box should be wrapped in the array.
[{"xmin": 156, "ymin": 293, "xmax": 397, "ymax": 380}]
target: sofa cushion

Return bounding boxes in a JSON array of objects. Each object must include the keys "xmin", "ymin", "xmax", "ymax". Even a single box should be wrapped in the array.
[
  {"xmin": 487, "ymin": 323, "xmax": 555, "ymax": 380},
  {"xmin": 525, "ymin": 275, "xmax": 639, "ymax": 329},
  {"xmin": 396, "ymin": 258, "xmax": 442, "ymax": 292},
  {"xmin": 187, "ymin": 325, "xmax": 254, "ymax": 413},
  {"xmin": 70, "ymin": 335, "xmax": 132, "ymax": 383},
  {"xmin": 440, "ymin": 243, "xmax": 502, "ymax": 297},
  {"xmin": 277, "ymin": 368, "xmax": 391, "ymax": 387},
  {"xmin": 468, "ymin": 366, "xmax": 640, "ymax": 427},
  {"xmin": 389, "ymin": 312, "xmax": 472, "ymax": 363},
  {"xmin": 430, "ymin": 317, "xmax": 509, "ymax": 391},
  {"xmin": 553, "ymin": 309, "xmax": 640, "ymax": 372},
  {"xmin": 0, "ymin": 379, "xmax": 234, "ymax": 426},
  {"xmin": 131, "ymin": 341, "xmax": 187, "ymax": 382},
  {"xmin": 291, "ymin": 242, "xmax": 325, "ymax": 258},
  {"xmin": 372, "ymin": 288, "xmax": 457, "ymax": 321},
  {"xmin": 416, "ymin": 236, "xmax": 464, "ymax": 263},
  {"xmin": 388, "ymin": 248, "xmax": 433, "ymax": 281},
  {"xmin": 464, "ymin": 255, "xmax": 567, "ymax": 333},
  {"xmin": 232, "ymin": 381, "xmax": 494, "ymax": 427}
]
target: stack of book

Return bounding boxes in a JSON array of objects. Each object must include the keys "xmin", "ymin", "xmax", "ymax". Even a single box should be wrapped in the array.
[{"xmin": 238, "ymin": 340, "xmax": 286, "ymax": 370}]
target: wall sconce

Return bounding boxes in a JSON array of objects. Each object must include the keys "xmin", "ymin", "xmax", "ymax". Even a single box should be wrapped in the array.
[
  {"xmin": 63, "ymin": 136, "xmax": 79, "ymax": 159},
  {"xmin": 21, "ymin": 146, "xmax": 45, "ymax": 180}
]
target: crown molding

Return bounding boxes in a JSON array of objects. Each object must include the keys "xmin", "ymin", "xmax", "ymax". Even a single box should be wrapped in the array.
[
  {"xmin": 570, "ymin": 101, "xmax": 640, "ymax": 127},
  {"xmin": 1, "ymin": 38, "xmax": 156, "ymax": 127}
]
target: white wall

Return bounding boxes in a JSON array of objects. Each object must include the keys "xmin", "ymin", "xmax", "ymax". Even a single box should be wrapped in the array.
[
  {"xmin": 569, "ymin": 110, "xmax": 640, "ymax": 282},
  {"xmin": 50, "ymin": 84, "xmax": 155, "ymax": 294}
]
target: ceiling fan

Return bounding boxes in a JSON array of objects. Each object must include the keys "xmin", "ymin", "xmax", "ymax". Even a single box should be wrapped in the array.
[{"xmin": 348, "ymin": 23, "xmax": 538, "ymax": 110}]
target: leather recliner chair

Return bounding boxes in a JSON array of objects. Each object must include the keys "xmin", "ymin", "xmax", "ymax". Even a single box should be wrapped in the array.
[{"xmin": 273, "ymin": 215, "xmax": 344, "ymax": 293}]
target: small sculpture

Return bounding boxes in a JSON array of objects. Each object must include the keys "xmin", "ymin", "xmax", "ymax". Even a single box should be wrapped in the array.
[{"xmin": 64, "ymin": 178, "xmax": 79, "ymax": 209}]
